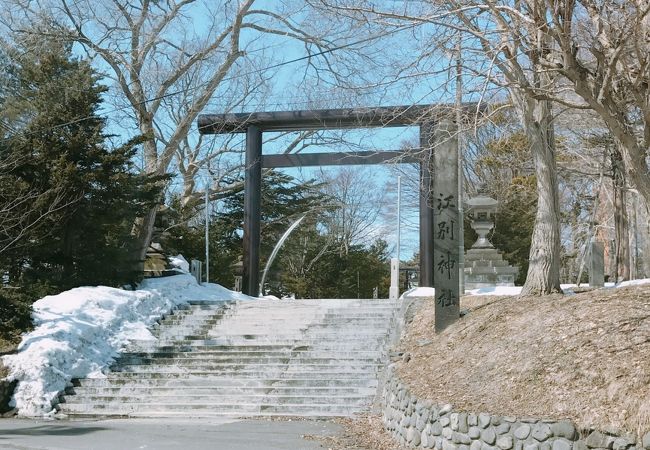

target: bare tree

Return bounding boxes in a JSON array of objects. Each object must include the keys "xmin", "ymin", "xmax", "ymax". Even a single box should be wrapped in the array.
[
  {"xmin": 312, "ymin": 1, "xmax": 563, "ymax": 293},
  {"xmin": 318, "ymin": 166, "xmax": 389, "ymax": 255},
  {"xmin": 3, "ymin": 0, "xmax": 343, "ymax": 265}
]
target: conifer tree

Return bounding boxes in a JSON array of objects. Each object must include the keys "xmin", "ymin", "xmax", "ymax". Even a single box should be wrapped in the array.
[{"xmin": 0, "ymin": 28, "xmax": 161, "ymax": 292}]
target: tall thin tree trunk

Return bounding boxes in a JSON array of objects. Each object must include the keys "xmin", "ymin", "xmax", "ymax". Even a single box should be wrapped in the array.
[
  {"xmin": 133, "ymin": 135, "xmax": 161, "ymax": 273},
  {"xmin": 518, "ymin": 93, "xmax": 562, "ymax": 295},
  {"xmin": 611, "ymin": 146, "xmax": 630, "ymax": 281}
]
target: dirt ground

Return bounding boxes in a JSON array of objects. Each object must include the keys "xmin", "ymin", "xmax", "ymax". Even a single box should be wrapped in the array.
[{"xmin": 395, "ymin": 285, "xmax": 650, "ymax": 435}]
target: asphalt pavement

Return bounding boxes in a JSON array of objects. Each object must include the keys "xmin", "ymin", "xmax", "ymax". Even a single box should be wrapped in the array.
[{"xmin": 0, "ymin": 417, "xmax": 341, "ymax": 450}]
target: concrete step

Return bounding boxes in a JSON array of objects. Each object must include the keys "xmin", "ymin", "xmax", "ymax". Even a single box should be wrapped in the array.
[
  {"xmin": 118, "ymin": 350, "xmax": 383, "ymax": 364},
  {"xmin": 75, "ymin": 378, "xmax": 377, "ymax": 388},
  {"xmin": 150, "ymin": 338, "xmax": 388, "ymax": 346},
  {"xmin": 57, "ymin": 402, "xmax": 369, "ymax": 416},
  {"xmin": 68, "ymin": 386, "xmax": 378, "ymax": 396},
  {"xmin": 59, "ymin": 295, "xmax": 399, "ymax": 420},
  {"xmin": 61, "ymin": 394, "xmax": 372, "ymax": 405},
  {"xmin": 115, "ymin": 356, "xmax": 382, "ymax": 365},
  {"xmin": 60, "ymin": 410, "xmax": 361, "ymax": 419},
  {"xmin": 97, "ymin": 371, "xmax": 379, "ymax": 379},
  {"xmin": 112, "ymin": 363, "xmax": 381, "ymax": 373},
  {"xmin": 170, "ymin": 333, "xmax": 389, "ymax": 341}
]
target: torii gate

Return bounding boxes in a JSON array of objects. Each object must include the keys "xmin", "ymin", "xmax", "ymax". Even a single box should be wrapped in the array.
[{"xmin": 198, "ymin": 105, "xmax": 463, "ymax": 331}]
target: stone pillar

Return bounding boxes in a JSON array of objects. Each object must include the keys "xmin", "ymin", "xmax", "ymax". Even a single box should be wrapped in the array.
[
  {"xmin": 432, "ymin": 119, "xmax": 460, "ymax": 332},
  {"xmin": 589, "ymin": 241, "xmax": 605, "ymax": 287},
  {"xmin": 190, "ymin": 260, "xmax": 203, "ymax": 285},
  {"xmin": 389, "ymin": 257, "xmax": 399, "ymax": 300}
]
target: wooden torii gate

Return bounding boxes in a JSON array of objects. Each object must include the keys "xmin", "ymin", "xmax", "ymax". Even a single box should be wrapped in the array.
[{"xmin": 198, "ymin": 105, "xmax": 463, "ymax": 331}]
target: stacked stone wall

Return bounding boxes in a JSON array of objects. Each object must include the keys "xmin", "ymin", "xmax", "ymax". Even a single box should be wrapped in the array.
[{"xmin": 382, "ymin": 367, "xmax": 650, "ymax": 450}]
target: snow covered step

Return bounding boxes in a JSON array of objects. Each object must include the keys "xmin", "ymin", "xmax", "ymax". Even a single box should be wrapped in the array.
[
  {"xmin": 113, "ymin": 360, "xmax": 381, "ymax": 372},
  {"xmin": 58, "ymin": 402, "xmax": 369, "ymax": 417},
  {"xmin": 122, "ymin": 350, "xmax": 385, "ymax": 358},
  {"xmin": 60, "ymin": 297, "xmax": 399, "ymax": 418},
  {"xmin": 150, "ymin": 338, "xmax": 388, "ymax": 346},
  {"xmin": 94, "ymin": 371, "xmax": 378, "ymax": 380},
  {"xmin": 112, "ymin": 365, "xmax": 381, "ymax": 374},
  {"xmin": 75, "ymin": 378, "xmax": 378, "ymax": 388},
  {"xmin": 115, "ymin": 356, "xmax": 382, "ymax": 365},
  {"xmin": 68, "ymin": 386, "xmax": 378, "ymax": 397},
  {"xmin": 61, "ymin": 394, "xmax": 373, "ymax": 405}
]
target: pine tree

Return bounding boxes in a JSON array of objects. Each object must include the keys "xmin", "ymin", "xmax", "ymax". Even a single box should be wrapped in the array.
[{"xmin": 0, "ymin": 29, "xmax": 161, "ymax": 292}]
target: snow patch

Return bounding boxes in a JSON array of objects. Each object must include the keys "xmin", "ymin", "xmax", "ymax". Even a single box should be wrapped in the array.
[
  {"xmin": 616, "ymin": 278, "xmax": 650, "ymax": 288},
  {"xmin": 1, "ymin": 274, "xmax": 254, "ymax": 417},
  {"xmin": 400, "ymin": 286, "xmax": 524, "ymax": 299},
  {"xmin": 465, "ymin": 286, "xmax": 522, "ymax": 296},
  {"xmin": 400, "ymin": 287, "xmax": 435, "ymax": 299},
  {"xmin": 168, "ymin": 254, "xmax": 190, "ymax": 273}
]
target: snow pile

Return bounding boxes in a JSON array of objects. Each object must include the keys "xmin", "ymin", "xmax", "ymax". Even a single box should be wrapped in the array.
[
  {"xmin": 1, "ymin": 273, "xmax": 253, "ymax": 417},
  {"xmin": 168, "ymin": 254, "xmax": 190, "ymax": 273}
]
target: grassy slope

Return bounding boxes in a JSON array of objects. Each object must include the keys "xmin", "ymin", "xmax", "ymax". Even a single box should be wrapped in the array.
[{"xmin": 396, "ymin": 285, "xmax": 650, "ymax": 435}]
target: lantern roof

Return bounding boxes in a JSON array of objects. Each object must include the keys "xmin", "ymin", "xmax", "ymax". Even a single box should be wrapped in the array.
[{"xmin": 466, "ymin": 186, "xmax": 498, "ymax": 209}]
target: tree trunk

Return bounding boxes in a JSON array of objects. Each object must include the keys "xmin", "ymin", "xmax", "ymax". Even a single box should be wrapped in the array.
[
  {"xmin": 518, "ymin": 94, "xmax": 562, "ymax": 295},
  {"xmin": 133, "ymin": 132, "xmax": 161, "ymax": 273},
  {"xmin": 611, "ymin": 146, "xmax": 630, "ymax": 281}
]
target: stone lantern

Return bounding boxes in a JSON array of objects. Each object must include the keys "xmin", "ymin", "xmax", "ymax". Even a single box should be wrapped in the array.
[
  {"xmin": 464, "ymin": 187, "xmax": 518, "ymax": 289},
  {"xmin": 466, "ymin": 187, "xmax": 498, "ymax": 249}
]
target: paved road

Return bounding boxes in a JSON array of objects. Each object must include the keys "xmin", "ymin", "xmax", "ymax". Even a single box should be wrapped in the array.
[{"xmin": 0, "ymin": 417, "xmax": 340, "ymax": 450}]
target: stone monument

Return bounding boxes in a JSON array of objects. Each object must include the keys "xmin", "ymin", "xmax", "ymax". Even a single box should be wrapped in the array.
[
  {"xmin": 464, "ymin": 188, "xmax": 518, "ymax": 289},
  {"xmin": 589, "ymin": 241, "xmax": 605, "ymax": 287}
]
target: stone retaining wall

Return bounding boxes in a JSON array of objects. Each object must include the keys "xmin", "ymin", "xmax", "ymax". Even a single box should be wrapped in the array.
[{"xmin": 381, "ymin": 367, "xmax": 650, "ymax": 450}]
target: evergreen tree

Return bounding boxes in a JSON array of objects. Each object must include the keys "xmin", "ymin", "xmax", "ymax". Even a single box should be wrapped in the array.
[
  {"xmin": 162, "ymin": 170, "xmax": 329, "ymax": 289},
  {"xmin": 0, "ymin": 29, "xmax": 161, "ymax": 292}
]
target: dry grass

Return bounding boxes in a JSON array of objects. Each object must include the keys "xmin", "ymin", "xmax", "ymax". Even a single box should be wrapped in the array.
[
  {"xmin": 396, "ymin": 286, "xmax": 650, "ymax": 435},
  {"xmin": 307, "ymin": 415, "xmax": 409, "ymax": 450}
]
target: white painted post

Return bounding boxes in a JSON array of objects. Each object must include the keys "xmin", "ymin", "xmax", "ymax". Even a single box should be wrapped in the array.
[
  {"xmin": 205, "ymin": 185, "xmax": 209, "ymax": 284},
  {"xmin": 389, "ymin": 257, "xmax": 399, "ymax": 300},
  {"xmin": 392, "ymin": 175, "xmax": 402, "ymax": 300},
  {"xmin": 397, "ymin": 175, "xmax": 401, "ymax": 266}
]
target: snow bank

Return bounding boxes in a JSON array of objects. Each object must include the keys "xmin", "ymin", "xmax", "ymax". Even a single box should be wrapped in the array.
[
  {"xmin": 616, "ymin": 278, "xmax": 650, "ymax": 288},
  {"xmin": 400, "ymin": 287, "xmax": 435, "ymax": 300},
  {"xmin": 400, "ymin": 286, "xmax": 524, "ymax": 299},
  {"xmin": 1, "ymin": 274, "xmax": 254, "ymax": 417},
  {"xmin": 466, "ymin": 286, "xmax": 522, "ymax": 296},
  {"xmin": 168, "ymin": 254, "xmax": 190, "ymax": 272}
]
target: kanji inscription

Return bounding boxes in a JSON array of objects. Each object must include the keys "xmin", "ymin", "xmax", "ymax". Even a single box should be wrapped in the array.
[{"xmin": 431, "ymin": 119, "xmax": 460, "ymax": 332}]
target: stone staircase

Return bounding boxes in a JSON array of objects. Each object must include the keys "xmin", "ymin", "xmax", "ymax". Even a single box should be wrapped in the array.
[{"xmin": 57, "ymin": 298, "xmax": 400, "ymax": 418}]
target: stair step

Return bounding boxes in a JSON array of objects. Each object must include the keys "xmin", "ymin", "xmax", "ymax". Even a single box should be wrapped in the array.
[
  {"xmin": 59, "ymin": 296, "xmax": 399, "ymax": 419},
  {"xmin": 99, "ymin": 371, "xmax": 379, "ymax": 379},
  {"xmin": 68, "ymin": 386, "xmax": 378, "ymax": 396},
  {"xmin": 58, "ymin": 402, "xmax": 369, "ymax": 415},
  {"xmin": 113, "ymin": 361, "xmax": 381, "ymax": 374},
  {"xmin": 116, "ymin": 357, "xmax": 382, "ymax": 365},
  {"xmin": 75, "ymin": 378, "xmax": 378, "ymax": 388},
  {"xmin": 121, "ymin": 350, "xmax": 385, "ymax": 358},
  {"xmin": 61, "ymin": 394, "xmax": 372, "ymax": 404}
]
